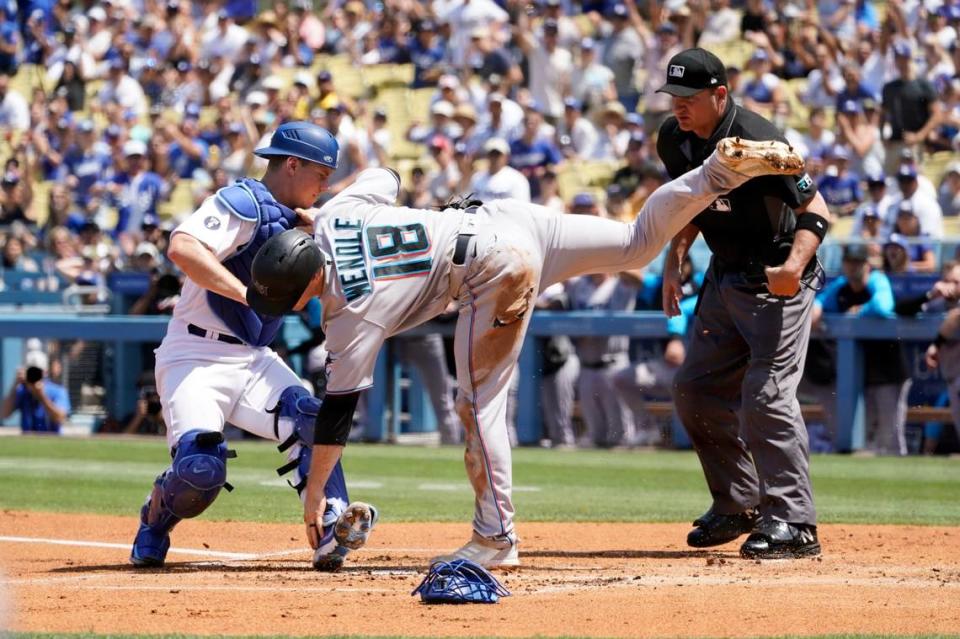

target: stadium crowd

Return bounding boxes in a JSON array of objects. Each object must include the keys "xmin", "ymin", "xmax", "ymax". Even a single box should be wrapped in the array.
[{"xmin": 0, "ymin": 0, "xmax": 958, "ymax": 453}]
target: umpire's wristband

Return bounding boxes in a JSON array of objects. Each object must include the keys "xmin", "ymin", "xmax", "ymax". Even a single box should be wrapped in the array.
[{"xmin": 796, "ymin": 212, "xmax": 830, "ymax": 243}]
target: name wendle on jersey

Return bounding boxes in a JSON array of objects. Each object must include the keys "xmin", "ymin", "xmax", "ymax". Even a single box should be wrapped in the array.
[{"xmin": 331, "ymin": 217, "xmax": 372, "ymax": 302}]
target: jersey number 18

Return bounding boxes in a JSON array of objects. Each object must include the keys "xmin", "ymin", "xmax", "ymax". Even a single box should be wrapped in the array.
[{"xmin": 365, "ymin": 224, "xmax": 433, "ymax": 280}]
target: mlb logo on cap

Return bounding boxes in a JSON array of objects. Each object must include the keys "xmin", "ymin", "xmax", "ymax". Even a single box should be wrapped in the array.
[{"xmin": 658, "ymin": 48, "xmax": 728, "ymax": 97}]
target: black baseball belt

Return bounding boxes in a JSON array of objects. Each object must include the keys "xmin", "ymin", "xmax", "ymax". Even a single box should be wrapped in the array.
[{"xmin": 187, "ymin": 323, "xmax": 244, "ymax": 345}]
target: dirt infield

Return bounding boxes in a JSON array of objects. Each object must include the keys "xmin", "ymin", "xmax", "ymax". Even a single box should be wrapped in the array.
[{"xmin": 1, "ymin": 511, "xmax": 958, "ymax": 638}]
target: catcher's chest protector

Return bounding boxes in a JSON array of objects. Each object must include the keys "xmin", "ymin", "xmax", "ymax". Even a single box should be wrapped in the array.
[{"xmin": 207, "ymin": 178, "xmax": 299, "ymax": 346}]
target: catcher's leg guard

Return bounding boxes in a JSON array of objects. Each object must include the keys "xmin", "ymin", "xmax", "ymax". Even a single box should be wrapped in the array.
[
  {"xmin": 130, "ymin": 430, "xmax": 235, "ymax": 567},
  {"xmin": 272, "ymin": 386, "xmax": 375, "ymax": 571}
]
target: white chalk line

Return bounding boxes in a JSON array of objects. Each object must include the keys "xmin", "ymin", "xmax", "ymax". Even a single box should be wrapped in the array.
[
  {"xmin": 3, "ymin": 535, "xmax": 955, "ymax": 597},
  {"xmin": 0, "ymin": 536, "xmax": 256, "ymax": 560},
  {"xmin": 0, "ymin": 534, "xmax": 452, "ymax": 560}
]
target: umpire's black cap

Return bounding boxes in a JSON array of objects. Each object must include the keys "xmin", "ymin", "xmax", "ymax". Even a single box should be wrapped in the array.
[
  {"xmin": 657, "ymin": 48, "xmax": 727, "ymax": 97},
  {"xmin": 246, "ymin": 229, "xmax": 324, "ymax": 316}
]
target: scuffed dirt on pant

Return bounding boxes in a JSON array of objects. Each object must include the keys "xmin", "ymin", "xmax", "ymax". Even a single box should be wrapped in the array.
[
  {"xmin": 470, "ymin": 248, "xmax": 537, "ymax": 388},
  {"xmin": 456, "ymin": 396, "xmax": 489, "ymax": 497}
]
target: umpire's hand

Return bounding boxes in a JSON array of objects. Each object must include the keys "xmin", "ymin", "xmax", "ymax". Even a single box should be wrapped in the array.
[
  {"xmin": 662, "ymin": 268, "xmax": 683, "ymax": 317},
  {"xmin": 765, "ymin": 265, "xmax": 802, "ymax": 297}
]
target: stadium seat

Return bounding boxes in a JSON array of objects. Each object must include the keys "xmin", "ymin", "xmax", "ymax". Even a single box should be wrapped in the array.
[
  {"xmin": 828, "ymin": 215, "xmax": 854, "ymax": 238},
  {"xmin": 921, "ymin": 151, "xmax": 959, "ymax": 186},
  {"xmin": 159, "ymin": 180, "xmax": 196, "ymax": 219}
]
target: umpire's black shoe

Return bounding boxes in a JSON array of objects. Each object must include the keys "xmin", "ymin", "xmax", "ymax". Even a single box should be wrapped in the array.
[
  {"xmin": 740, "ymin": 521, "xmax": 821, "ymax": 559},
  {"xmin": 687, "ymin": 508, "xmax": 759, "ymax": 548}
]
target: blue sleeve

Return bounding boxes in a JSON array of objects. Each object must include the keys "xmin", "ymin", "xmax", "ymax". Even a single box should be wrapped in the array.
[
  {"xmin": 669, "ymin": 295, "xmax": 698, "ymax": 337},
  {"xmin": 544, "ymin": 142, "xmax": 563, "ymax": 165},
  {"xmin": 305, "ymin": 298, "xmax": 323, "ymax": 328},
  {"xmin": 858, "ymin": 272, "xmax": 896, "ymax": 318},
  {"xmin": 816, "ymin": 277, "xmax": 845, "ymax": 312},
  {"xmin": 13, "ymin": 385, "xmax": 26, "ymax": 412},
  {"xmin": 851, "ymin": 177, "xmax": 863, "ymax": 203},
  {"xmin": 50, "ymin": 384, "xmax": 71, "ymax": 415},
  {"xmin": 638, "ymin": 273, "xmax": 660, "ymax": 309}
]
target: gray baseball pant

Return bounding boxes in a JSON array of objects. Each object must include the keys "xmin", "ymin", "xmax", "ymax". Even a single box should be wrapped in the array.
[
  {"xmin": 395, "ymin": 334, "xmax": 461, "ymax": 445},
  {"xmin": 541, "ymin": 353, "xmax": 579, "ymax": 446},
  {"xmin": 672, "ymin": 270, "xmax": 817, "ymax": 526},
  {"xmin": 864, "ymin": 380, "xmax": 911, "ymax": 456},
  {"xmin": 579, "ymin": 355, "xmax": 635, "ymax": 447}
]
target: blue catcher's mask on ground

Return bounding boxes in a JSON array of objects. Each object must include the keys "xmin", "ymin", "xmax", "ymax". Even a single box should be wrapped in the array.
[{"xmin": 411, "ymin": 559, "xmax": 511, "ymax": 604}]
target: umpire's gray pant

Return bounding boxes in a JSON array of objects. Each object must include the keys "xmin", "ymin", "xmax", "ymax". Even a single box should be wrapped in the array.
[{"xmin": 672, "ymin": 269, "xmax": 817, "ymax": 526}]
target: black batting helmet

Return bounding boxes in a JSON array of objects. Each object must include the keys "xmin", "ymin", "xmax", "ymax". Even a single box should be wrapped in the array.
[{"xmin": 246, "ymin": 229, "xmax": 325, "ymax": 316}]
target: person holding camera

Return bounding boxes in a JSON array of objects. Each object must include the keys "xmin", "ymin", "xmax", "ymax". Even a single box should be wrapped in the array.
[
  {"xmin": 124, "ymin": 384, "xmax": 165, "ymax": 436},
  {"xmin": 1, "ymin": 349, "xmax": 70, "ymax": 433}
]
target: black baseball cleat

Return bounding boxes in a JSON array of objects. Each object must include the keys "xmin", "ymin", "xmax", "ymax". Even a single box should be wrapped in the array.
[
  {"xmin": 687, "ymin": 508, "xmax": 759, "ymax": 548},
  {"xmin": 740, "ymin": 521, "xmax": 821, "ymax": 559}
]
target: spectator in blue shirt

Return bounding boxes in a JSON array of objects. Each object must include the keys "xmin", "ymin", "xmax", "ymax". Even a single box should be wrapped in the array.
[
  {"xmin": 835, "ymin": 62, "xmax": 875, "ymax": 111},
  {"xmin": 1, "ymin": 348, "xmax": 70, "ymax": 433},
  {"xmin": 112, "ymin": 140, "xmax": 166, "ymax": 235},
  {"xmin": 818, "ymin": 145, "xmax": 863, "ymax": 216},
  {"xmin": 410, "ymin": 20, "xmax": 445, "ymax": 88},
  {"xmin": 165, "ymin": 116, "xmax": 209, "ymax": 180},
  {"xmin": 813, "ymin": 244, "xmax": 909, "ymax": 454},
  {"xmin": 509, "ymin": 109, "xmax": 563, "ymax": 201},
  {"xmin": 0, "ymin": 10, "xmax": 20, "ymax": 75},
  {"xmin": 63, "ymin": 120, "xmax": 112, "ymax": 206}
]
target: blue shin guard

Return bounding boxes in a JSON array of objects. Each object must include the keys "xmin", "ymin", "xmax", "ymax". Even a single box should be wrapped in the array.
[
  {"xmin": 130, "ymin": 430, "xmax": 235, "ymax": 567},
  {"xmin": 272, "ymin": 386, "xmax": 359, "ymax": 571}
]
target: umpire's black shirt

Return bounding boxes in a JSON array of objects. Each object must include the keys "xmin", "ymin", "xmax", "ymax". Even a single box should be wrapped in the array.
[{"xmin": 657, "ymin": 101, "xmax": 818, "ymax": 271}]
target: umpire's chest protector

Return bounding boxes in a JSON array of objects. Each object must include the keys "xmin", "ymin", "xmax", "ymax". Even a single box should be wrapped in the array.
[{"xmin": 207, "ymin": 178, "xmax": 299, "ymax": 347}]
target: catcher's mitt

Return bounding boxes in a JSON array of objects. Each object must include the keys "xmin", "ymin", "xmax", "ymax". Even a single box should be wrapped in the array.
[{"xmin": 411, "ymin": 559, "xmax": 511, "ymax": 604}]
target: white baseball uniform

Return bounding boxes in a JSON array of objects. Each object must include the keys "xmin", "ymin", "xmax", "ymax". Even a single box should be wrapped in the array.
[
  {"xmin": 155, "ymin": 196, "xmax": 319, "ymax": 500},
  {"xmin": 314, "ymin": 154, "xmax": 758, "ymax": 542}
]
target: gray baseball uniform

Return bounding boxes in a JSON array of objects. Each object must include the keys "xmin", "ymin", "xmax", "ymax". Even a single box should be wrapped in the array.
[
  {"xmin": 567, "ymin": 274, "xmax": 639, "ymax": 447},
  {"xmin": 313, "ymin": 153, "xmax": 764, "ymax": 544},
  {"xmin": 937, "ymin": 322, "xmax": 960, "ymax": 446}
]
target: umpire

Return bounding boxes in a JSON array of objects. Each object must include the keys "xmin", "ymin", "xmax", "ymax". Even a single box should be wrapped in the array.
[{"xmin": 656, "ymin": 48, "xmax": 830, "ymax": 559}]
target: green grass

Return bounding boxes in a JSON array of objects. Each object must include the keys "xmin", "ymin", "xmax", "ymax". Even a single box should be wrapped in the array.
[{"xmin": 0, "ymin": 436, "xmax": 958, "ymax": 525}]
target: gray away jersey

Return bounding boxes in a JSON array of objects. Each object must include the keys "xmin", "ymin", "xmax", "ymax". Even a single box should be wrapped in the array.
[{"xmin": 314, "ymin": 168, "xmax": 465, "ymax": 393}]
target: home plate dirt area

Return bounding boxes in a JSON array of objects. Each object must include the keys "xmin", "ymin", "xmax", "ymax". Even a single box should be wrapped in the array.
[{"xmin": 1, "ymin": 511, "xmax": 958, "ymax": 638}]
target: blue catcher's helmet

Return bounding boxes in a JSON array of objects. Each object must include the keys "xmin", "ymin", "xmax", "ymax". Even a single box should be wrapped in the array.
[
  {"xmin": 411, "ymin": 559, "xmax": 511, "ymax": 604},
  {"xmin": 254, "ymin": 121, "xmax": 339, "ymax": 169}
]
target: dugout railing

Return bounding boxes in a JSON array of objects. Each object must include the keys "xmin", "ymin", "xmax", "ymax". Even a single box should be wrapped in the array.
[{"xmin": 0, "ymin": 312, "xmax": 949, "ymax": 452}]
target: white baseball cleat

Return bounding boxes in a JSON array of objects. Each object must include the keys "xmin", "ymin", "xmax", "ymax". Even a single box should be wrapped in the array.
[
  {"xmin": 334, "ymin": 501, "xmax": 379, "ymax": 550},
  {"xmin": 431, "ymin": 532, "xmax": 519, "ymax": 569},
  {"xmin": 715, "ymin": 137, "xmax": 805, "ymax": 177}
]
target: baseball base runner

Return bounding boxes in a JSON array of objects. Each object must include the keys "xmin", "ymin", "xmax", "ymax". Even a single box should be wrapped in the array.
[{"xmin": 245, "ymin": 137, "xmax": 805, "ymax": 569}]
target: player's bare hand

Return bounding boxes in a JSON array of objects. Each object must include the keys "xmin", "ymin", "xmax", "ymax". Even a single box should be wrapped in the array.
[
  {"xmin": 931, "ymin": 280, "xmax": 959, "ymax": 301},
  {"xmin": 294, "ymin": 207, "xmax": 320, "ymax": 229},
  {"xmin": 926, "ymin": 343, "xmax": 940, "ymax": 370},
  {"xmin": 664, "ymin": 337, "xmax": 685, "ymax": 367},
  {"xmin": 765, "ymin": 265, "xmax": 802, "ymax": 297},
  {"xmin": 662, "ymin": 268, "xmax": 683, "ymax": 317},
  {"xmin": 303, "ymin": 487, "xmax": 327, "ymax": 549}
]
